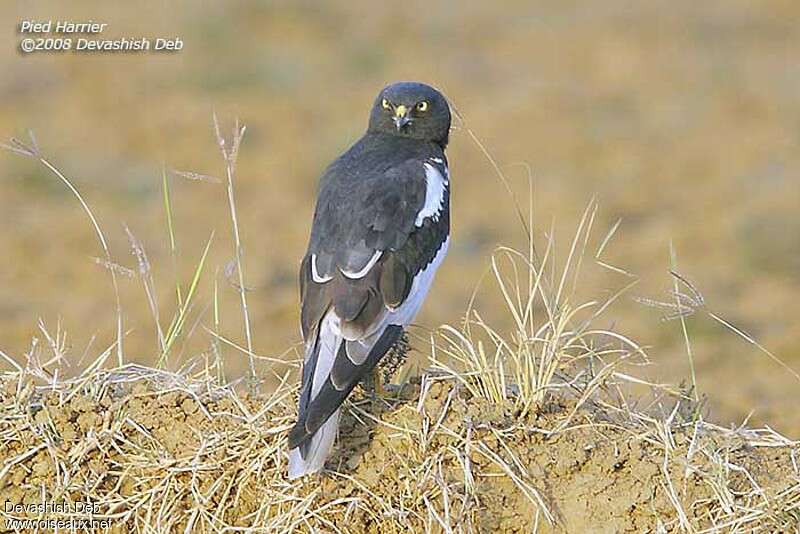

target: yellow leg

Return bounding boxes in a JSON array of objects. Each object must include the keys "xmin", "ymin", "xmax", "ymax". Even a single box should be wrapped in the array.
[{"xmin": 372, "ymin": 367, "xmax": 384, "ymax": 398}]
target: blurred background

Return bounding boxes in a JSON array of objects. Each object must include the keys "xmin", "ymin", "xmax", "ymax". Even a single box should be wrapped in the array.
[{"xmin": 0, "ymin": 1, "xmax": 798, "ymax": 433}]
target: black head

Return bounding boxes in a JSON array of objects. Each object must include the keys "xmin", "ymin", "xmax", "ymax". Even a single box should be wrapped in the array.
[{"xmin": 367, "ymin": 82, "xmax": 451, "ymax": 147}]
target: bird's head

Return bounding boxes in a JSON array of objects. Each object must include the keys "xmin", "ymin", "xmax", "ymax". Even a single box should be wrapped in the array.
[{"xmin": 368, "ymin": 82, "xmax": 451, "ymax": 147}]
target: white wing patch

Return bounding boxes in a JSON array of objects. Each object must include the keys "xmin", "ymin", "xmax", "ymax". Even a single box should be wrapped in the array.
[
  {"xmin": 340, "ymin": 250, "xmax": 383, "ymax": 279},
  {"xmin": 387, "ymin": 237, "xmax": 449, "ymax": 322},
  {"xmin": 311, "ymin": 254, "xmax": 333, "ymax": 283},
  {"xmin": 415, "ymin": 162, "xmax": 449, "ymax": 227}
]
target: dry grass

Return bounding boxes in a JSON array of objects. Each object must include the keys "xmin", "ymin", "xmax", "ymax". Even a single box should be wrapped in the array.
[
  {"xmin": 3, "ymin": 1, "xmax": 800, "ymax": 438},
  {"xmin": 1, "ymin": 117, "xmax": 799, "ymax": 532},
  {"xmin": 0, "ymin": 289, "xmax": 798, "ymax": 531}
]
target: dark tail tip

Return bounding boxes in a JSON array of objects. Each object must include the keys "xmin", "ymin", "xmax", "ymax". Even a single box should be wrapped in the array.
[{"xmin": 287, "ymin": 420, "xmax": 310, "ymax": 451}]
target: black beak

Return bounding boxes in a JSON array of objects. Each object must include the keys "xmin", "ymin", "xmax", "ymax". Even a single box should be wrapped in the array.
[
  {"xmin": 393, "ymin": 115, "xmax": 411, "ymax": 130},
  {"xmin": 393, "ymin": 105, "xmax": 411, "ymax": 131}
]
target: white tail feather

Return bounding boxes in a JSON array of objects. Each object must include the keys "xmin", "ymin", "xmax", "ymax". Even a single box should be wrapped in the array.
[
  {"xmin": 288, "ymin": 313, "xmax": 341, "ymax": 479},
  {"xmin": 288, "ymin": 408, "xmax": 340, "ymax": 479}
]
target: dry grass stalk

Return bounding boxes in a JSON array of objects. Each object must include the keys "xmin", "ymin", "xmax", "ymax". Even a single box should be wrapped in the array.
[
  {"xmin": 212, "ymin": 113, "xmax": 256, "ymax": 390},
  {"xmin": 2, "ymin": 132, "xmax": 125, "ymax": 366}
]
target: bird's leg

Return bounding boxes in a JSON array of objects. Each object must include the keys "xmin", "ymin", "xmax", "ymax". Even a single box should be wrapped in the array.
[
  {"xmin": 359, "ymin": 367, "xmax": 383, "ymax": 400},
  {"xmin": 380, "ymin": 331, "xmax": 410, "ymax": 396},
  {"xmin": 371, "ymin": 367, "xmax": 385, "ymax": 398},
  {"xmin": 359, "ymin": 331, "xmax": 410, "ymax": 400}
]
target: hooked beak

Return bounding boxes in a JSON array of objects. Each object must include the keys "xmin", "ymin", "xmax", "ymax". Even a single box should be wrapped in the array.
[{"xmin": 393, "ymin": 105, "xmax": 411, "ymax": 131}]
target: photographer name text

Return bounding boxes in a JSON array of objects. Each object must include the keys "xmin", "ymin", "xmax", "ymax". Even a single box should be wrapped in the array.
[{"xmin": 17, "ymin": 20, "xmax": 184, "ymax": 54}]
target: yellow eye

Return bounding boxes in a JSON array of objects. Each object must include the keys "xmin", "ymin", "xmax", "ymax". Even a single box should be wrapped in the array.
[
  {"xmin": 416, "ymin": 101, "xmax": 429, "ymax": 112},
  {"xmin": 381, "ymin": 98, "xmax": 391, "ymax": 109}
]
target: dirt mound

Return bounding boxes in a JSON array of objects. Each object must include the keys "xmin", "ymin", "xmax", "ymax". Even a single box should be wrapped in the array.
[{"xmin": 0, "ymin": 367, "xmax": 797, "ymax": 533}]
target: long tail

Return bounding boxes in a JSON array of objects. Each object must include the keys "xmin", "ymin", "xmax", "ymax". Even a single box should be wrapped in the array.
[
  {"xmin": 288, "ymin": 314, "xmax": 341, "ymax": 479},
  {"xmin": 288, "ymin": 312, "xmax": 403, "ymax": 479},
  {"xmin": 288, "ymin": 408, "xmax": 340, "ymax": 479}
]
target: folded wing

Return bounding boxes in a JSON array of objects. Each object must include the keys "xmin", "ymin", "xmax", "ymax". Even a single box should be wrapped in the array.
[{"xmin": 288, "ymin": 158, "xmax": 450, "ymax": 456}]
